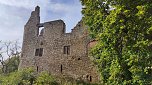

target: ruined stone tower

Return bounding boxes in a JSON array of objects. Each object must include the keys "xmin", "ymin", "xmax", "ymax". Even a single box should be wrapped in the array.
[{"xmin": 19, "ymin": 6, "xmax": 99, "ymax": 83}]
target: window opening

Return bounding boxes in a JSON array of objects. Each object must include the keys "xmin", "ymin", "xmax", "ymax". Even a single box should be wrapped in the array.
[
  {"xmin": 86, "ymin": 75, "xmax": 92, "ymax": 82},
  {"xmin": 64, "ymin": 46, "xmax": 70, "ymax": 55},
  {"xmin": 61, "ymin": 65, "xmax": 63, "ymax": 73},
  {"xmin": 78, "ymin": 24, "xmax": 81, "ymax": 27},
  {"xmin": 39, "ymin": 48, "xmax": 43, "ymax": 56},
  {"xmin": 87, "ymin": 75, "xmax": 89, "ymax": 78},
  {"xmin": 35, "ymin": 49, "xmax": 39, "ymax": 56},
  {"xmin": 38, "ymin": 27, "xmax": 44, "ymax": 36},
  {"xmin": 89, "ymin": 76, "xmax": 92, "ymax": 82},
  {"xmin": 37, "ymin": 66, "xmax": 39, "ymax": 72},
  {"xmin": 35, "ymin": 48, "xmax": 43, "ymax": 56}
]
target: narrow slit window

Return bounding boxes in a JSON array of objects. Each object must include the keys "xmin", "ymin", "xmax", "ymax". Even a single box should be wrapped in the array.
[
  {"xmin": 89, "ymin": 76, "xmax": 92, "ymax": 82},
  {"xmin": 37, "ymin": 66, "xmax": 39, "ymax": 72},
  {"xmin": 61, "ymin": 65, "xmax": 63, "ymax": 73},
  {"xmin": 64, "ymin": 46, "xmax": 70, "ymax": 55}
]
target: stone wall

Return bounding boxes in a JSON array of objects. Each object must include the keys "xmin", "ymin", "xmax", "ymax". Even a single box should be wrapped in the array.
[{"xmin": 19, "ymin": 6, "xmax": 99, "ymax": 83}]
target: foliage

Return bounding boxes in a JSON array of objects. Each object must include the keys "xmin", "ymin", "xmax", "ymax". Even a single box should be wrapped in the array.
[
  {"xmin": 81, "ymin": 0, "xmax": 152, "ymax": 84},
  {"xmin": 0, "ymin": 68, "xmax": 34, "ymax": 85},
  {"xmin": 0, "ymin": 68, "xmax": 57, "ymax": 85},
  {"xmin": 36, "ymin": 72, "xmax": 58, "ymax": 85},
  {"xmin": 0, "ymin": 68, "xmax": 97, "ymax": 85},
  {"xmin": 0, "ymin": 56, "xmax": 20, "ymax": 74},
  {"xmin": 5, "ymin": 56, "xmax": 20, "ymax": 73},
  {"xmin": 0, "ymin": 40, "xmax": 21, "ymax": 74}
]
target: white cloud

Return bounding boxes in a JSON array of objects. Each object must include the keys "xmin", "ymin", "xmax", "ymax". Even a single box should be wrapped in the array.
[
  {"xmin": 0, "ymin": 0, "xmax": 47, "ymax": 9},
  {"xmin": 0, "ymin": 0, "xmax": 82, "ymax": 41}
]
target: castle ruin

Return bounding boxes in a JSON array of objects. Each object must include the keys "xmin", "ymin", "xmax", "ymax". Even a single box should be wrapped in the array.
[{"xmin": 19, "ymin": 6, "xmax": 99, "ymax": 83}]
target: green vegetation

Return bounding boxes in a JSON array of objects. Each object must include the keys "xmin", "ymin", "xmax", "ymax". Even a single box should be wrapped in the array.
[
  {"xmin": 0, "ymin": 68, "xmax": 57, "ymax": 85},
  {"xmin": 0, "ymin": 68, "xmax": 97, "ymax": 85},
  {"xmin": 81, "ymin": 0, "xmax": 152, "ymax": 84},
  {"xmin": 1, "ymin": 0, "xmax": 152, "ymax": 84},
  {"xmin": 0, "ymin": 56, "xmax": 97, "ymax": 85},
  {"xmin": 0, "ymin": 56, "xmax": 20, "ymax": 74},
  {"xmin": 0, "ymin": 40, "xmax": 21, "ymax": 74},
  {"xmin": 5, "ymin": 56, "xmax": 20, "ymax": 73}
]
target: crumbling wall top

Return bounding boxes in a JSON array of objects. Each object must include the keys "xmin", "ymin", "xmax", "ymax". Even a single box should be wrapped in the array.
[{"xmin": 25, "ymin": 6, "xmax": 40, "ymax": 27}]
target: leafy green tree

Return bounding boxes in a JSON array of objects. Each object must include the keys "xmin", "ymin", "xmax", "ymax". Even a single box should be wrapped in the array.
[
  {"xmin": 5, "ymin": 56, "xmax": 20, "ymax": 73},
  {"xmin": 0, "ymin": 40, "xmax": 21, "ymax": 74},
  {"xmin": 0, "ymin": 55, "xmax": 20, "ymax": 74},
  {"xmin": 81, "ymin": 0, "xmax": 152, "ymax": 84}
]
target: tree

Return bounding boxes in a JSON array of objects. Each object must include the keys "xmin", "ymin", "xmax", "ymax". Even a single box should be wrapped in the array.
[
  {"xmin": 3, "ymin": 40, "xmax": 21, "ymax": 59},
  {"xmin": 5, "ymin": 56, "xmax": 20, "ymax": 73},
  {"xmin": 81, "ymin": 0, "xmax": 152, "ymax": 84},
  {"xmin": 0, "ymin": 40, "xmax": 21, "ymax": 73}
]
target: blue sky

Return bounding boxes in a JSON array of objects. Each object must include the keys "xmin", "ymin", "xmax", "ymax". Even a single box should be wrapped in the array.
[{"xmin": 0, "ymin": 0, "xmax": 82, "ymax": 42}]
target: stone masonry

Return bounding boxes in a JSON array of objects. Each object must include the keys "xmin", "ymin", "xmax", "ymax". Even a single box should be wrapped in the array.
[{"xmin": 19, "ymin": 6, "xmax": 99, "ymax": 83}]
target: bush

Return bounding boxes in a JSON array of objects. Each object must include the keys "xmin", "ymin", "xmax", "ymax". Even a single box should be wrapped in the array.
[{"xmin": 35, "ymin": 71, "xmax": 58, "ymax": 85}]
